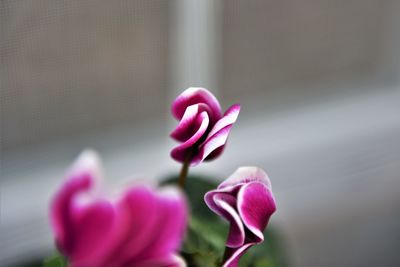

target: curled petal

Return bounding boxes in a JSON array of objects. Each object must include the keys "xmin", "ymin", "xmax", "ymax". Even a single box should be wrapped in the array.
[
  {"xmin": 204, "ymin": 185, "xmax": 241, "ymax": 214},
  {"xmin": 204, "ymin": 182, "xmax": 243, "ymax": 216},
  {"xmin": 237, "ymin": 182, "xmax": 276, "ymax": 241},
  {"xmin": 172, "ymin": 87, "xmax": 222, "ymax": 123},
  {"xmin": 222, "ymin": 242, "xmax": 255, "ymax": 267},
  {"xmin": 171, "ymin": 111, "xmax": 209, "ymax": 162},
  {"xmin": 206, "ymin": 104, "xmax": 240, "ymax": 139},
  {"xmin": 190, "ymin": 104, "xmax": 240, "ymax": 165},
  {"xmin": 213, "ymin": 193, "xmax": 245, "ymax": 247},
  {"xmin": 170, "ymin": 103, "xmax": 211, "ymax": 142},
  {"xmin": 219, "ymin": 166, "xmax": 271, "ymax": 190},
  {"xmin": 192, "ymin": 125, "xmax": 233, "ymax": 165}
]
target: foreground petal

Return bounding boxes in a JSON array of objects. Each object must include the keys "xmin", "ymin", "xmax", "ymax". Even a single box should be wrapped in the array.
[
  {"xmin": 107, "ymin": 185, "xmax": 161, "ymax": 265},
  {"xmin": 143, "ymin": 187, "xmax": 188, "ymax": 259},
  {"xmin": 131, "ymin": 254, "xmax": 186, "ymax": 267},
  {"xmin": 50, "ymin": 172, "xmax": 91, "ymax": 255},
  {"xmin": 50, "ymin": 150, "xmax": 102, "ymax": 255},
  {"xmin": 74, "ymin": 185, "xmax": 187, "ymax": 267},
  {"xmin": 71, "ymin": 200, "xmax": 115, "ymax": 264}
]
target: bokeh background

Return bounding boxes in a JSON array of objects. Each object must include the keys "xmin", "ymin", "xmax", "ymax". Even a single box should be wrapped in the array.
[{"xmin": 1, "ymin": 0, "xmax": 400, "ymax": 266}]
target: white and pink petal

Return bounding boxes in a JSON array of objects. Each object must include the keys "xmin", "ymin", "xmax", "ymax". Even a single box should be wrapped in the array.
[
  {"xmin": 171, "ymin": 87, "xmax": 222, "ymax": 122},
  {"xmin": 237, "ymin": 182, "xmax": 276, "ymax": 241},
  {"xmin": 218, "ymin": 167, "xmax": 271, "ymax": 190},
  {"xmin": 171, "ymin": 111, "xmax": 210, "ymax": 163},
  {"xmin": 170, "ymin": 103, "xmax": 212, "ymax": 142}
]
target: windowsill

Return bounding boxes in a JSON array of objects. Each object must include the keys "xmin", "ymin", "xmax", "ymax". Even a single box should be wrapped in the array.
[{"xmin": 1, "ymin": 84, "xmax": 400, "ymax": 265}]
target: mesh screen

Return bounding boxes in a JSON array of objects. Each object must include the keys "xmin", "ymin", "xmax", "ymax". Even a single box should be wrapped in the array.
[
  {"xmin": 1, "ymin": 0, "xmax": 169, "ymax": 151},
  {"xmin": 221, "ymin": 0, "xmax": 388, "ymax": 103}
]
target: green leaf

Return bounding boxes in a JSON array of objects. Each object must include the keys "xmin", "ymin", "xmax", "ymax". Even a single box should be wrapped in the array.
[
  {"xmin": 163, "ymin": 174, "xmax": 220, "ymax": 220},
  {"xmin": 237, "ymin": 227, "xmax": 290, "ymax": 267},
  {"xmin": 182, "ymin": 250, "xmax": 220, "ymax": 267},
  {"xmin": 253, "ymin": 258, "xmax": 276, "ymax": 267},
  {"xmin": 43, "ymin": 253, "xmax": 67, "ymax": 267}
]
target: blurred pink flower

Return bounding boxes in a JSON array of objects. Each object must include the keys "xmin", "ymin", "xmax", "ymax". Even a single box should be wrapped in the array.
[
  {"xmin": 50, "ymin": 150, "xmax": 188, "ymax": 267},
  {"xmin": 204, "ymin": 167, "xmax": 276, "ymax": 267},
  {"xmin": 171, "ymin": 87, "xmax": 240, "ymax": 166}
]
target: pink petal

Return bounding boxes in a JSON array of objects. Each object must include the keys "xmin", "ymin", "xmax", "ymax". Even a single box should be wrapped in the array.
[
  {"xmin": 130, "ymin": 254, "xmax": 186, "ymax": 267},
  {"xmin": 171, "ymin": 111, "xmax": 209, "ymax": 162},
  {"xmin": 170, "ymin": 103, "xmax": 211, "ymax": 142},
  {"xmin": 203, "ymin": 184, "xmax": 242, "ymax": 214},
  {"xmin": 205, "ymin": 192, "xmax": 245, "ymax": 248},
  {"xmin": 190, "ymin": 104, "xmax": 240, "ymax": 165},
  {"xmin": 51, "ymin": 151, "xmax": 188, "ymax": 267},
  {"xmin": 50, "ymin": 150, "xmax": 102, "ymax": 255},
  {"xmin": 190, "ymin": 124, "xmax": 231, "ymax": 165},
  {"xmin": 204, "ymin": 167, "xmax": 277, "ymax": 267},
  {"xmin": 140, "ymin": 187, "xmax": 188, "ymax": 261},
  {"xmin": 202, "ymin": 145, "xmax": 225, "ymax": 162},
  {"xmin": 50, "ymin": 151, "xmax": 121, "ymax": 266},
  {"xmin": 237, "ymin": 182, "xmax": 276, "ymax": 241},
  {"xmin": 109, "ymin": 186, "xmax": 187, "ymax": 266},
  {"xmin": 78, "ymin": 186, "xmax": 187, "ymax": 267},
  {"xmin": 71, "ymin": 200, "xmax": 115, "ymax": 264},
  {"xmin": 206, "ymin": 104, "xmax": 240, "ymax": 139},
  {"xmin": 50, "ymin": 172, "xmax": 91, "ymax": 254},
  {"xmin": 172, "ymin": 87, "xmax": 222, "ymax": 123},
  {"xmin": 222, "ymin": 242, "xmax": 255, "ymax": 267},
  {"xmin": 108, "ymin": 186, "xmax": 161, "ymax": 265},
  {"xmin": 218, "ymin": 167, "xmax": 271, "ymax": 190}
]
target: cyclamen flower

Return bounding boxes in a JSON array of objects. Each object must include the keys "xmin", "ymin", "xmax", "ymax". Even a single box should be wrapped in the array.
[
  {"xmin": 171, "ymin": 87, "xmax": 240, "ymax": 166},
  {"xmin": 204, "ymin": 167, "xmax": 276, "ymax": 267},
  {"xmin": 50, "ymin": 150, "xmax": 188, "ymax": 267}
]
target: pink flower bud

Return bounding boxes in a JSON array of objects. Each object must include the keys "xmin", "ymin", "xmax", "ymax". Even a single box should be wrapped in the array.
[
  {"xmin": 204, "ymin": 167, "xmax": 276, "ymax": 267},
  {"xmin": 171, "ymin": 87, "xmax": 240, "ymax": 166}
]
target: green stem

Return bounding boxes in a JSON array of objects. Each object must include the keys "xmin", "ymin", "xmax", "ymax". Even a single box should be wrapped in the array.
[
  {"xmin": 178, "ymin": 150, "xmax": 193, "ymax": 188},
  {"xmin": 222, "ymin": 246, "xmax": 233, "ymax": 265}
]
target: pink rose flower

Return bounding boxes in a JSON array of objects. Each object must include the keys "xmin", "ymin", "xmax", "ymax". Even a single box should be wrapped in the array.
[
  {"xmin": 204, "ymin": 167, "xmax": 276, "ymax": 267},
  {"xmin": 171, "ymin": 87, "xmax": 240, "ymax": 166},
  {"xmin": 50, "ymin": 150, "xmax": 188, "ymax": 267}
]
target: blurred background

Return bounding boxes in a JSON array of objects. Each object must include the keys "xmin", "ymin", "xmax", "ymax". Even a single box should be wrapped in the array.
[{"xmin": 1, "ymin": 0, "xmax": 400, "ymax": 266}]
